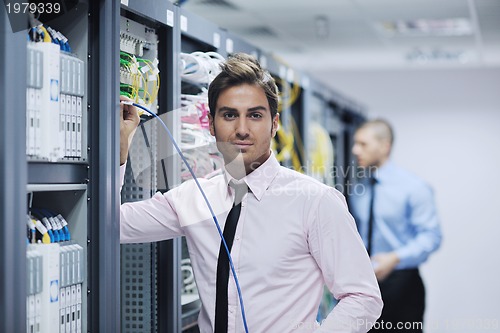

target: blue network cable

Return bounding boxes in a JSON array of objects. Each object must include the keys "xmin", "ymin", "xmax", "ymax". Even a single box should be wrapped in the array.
[
  {"xmin": 42, "ymin": 208, "xmax": 71, "ymax": 242},
  {"xmin": 123, "ymin": 101, "xmax": 249, "ymax": 333}
]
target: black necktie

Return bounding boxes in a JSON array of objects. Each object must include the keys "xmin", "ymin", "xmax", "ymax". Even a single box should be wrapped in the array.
[
  {"xmin": 214, "ymin": 181, "xmax": 247, "ymax": 332},
  {"xmin": 367, "ymin": 177, "xmax": 377, "ymax": 256}
]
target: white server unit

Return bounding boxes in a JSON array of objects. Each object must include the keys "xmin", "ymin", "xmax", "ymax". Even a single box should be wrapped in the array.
[
  {"xmin": 26, "ymin": 249, "xmax": 43, "ymax": 333},
  {"xmin": 32, "ymin": 42, "xmax": 64, "ymax": 162},
  {"xmin": 28, "ymin": 243, "xmax": 60, "ymax": 333},
  {"xmin": 60, "ymin": 53, "xmax": 85, "ymax": 159},
  {"xmin": 26, "ymin": 44, "xmax": 43, "ymax": 157}
]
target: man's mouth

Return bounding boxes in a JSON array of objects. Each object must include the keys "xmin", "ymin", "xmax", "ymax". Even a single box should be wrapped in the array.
[{"xmin": 233, "ymin": 142, "xmax": 253, "ymax": 150}]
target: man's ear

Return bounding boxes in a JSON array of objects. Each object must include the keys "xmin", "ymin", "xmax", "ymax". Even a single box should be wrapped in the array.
[
  {"xmin": 381, "ymin": 139, "xmax": 392, "ymax": 157},
  {"xmin": 271, "ymin": 113, "xmax": 280, "ymax": 137},
  {"xmin": 208, "ymin": 113, "xmax": 215, "ymax": 136}
]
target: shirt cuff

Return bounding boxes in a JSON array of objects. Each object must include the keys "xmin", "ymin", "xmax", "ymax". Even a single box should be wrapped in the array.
[
  {"xmin": 394, "ymin": 247, "xmax": 413, "ymax": 269},
  {"xmin": 119, "ymin": 162, "xmax": 127, "ymax": 192}
]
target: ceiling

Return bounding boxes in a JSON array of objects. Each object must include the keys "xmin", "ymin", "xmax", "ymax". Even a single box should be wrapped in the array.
[{"xmin": 180, "ymin": 0, "xmax": 500, "ymax": 112}]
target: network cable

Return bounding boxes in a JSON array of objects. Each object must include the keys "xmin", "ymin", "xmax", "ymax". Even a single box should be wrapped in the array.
[
  {"xmin": 121, "ymin": 101, "xmax": 249, "ymax": 333},
  {"xmin": 41, "ymin": 208, "xmax": 71, "ymax": 241},
  {"xmin": 31, "ymin": 209, "xmax": 56, "ymax": 243},
  {"xmin": 26, "ymin": 216, "xmax": 36, "ymax": 244},
  {"xmin": 29, "ymin": 216, "xmax": 51, "ymax": 244},
  {"xmin": 119, "ymin": 51, "xmax": 160, "ymax": 108}
]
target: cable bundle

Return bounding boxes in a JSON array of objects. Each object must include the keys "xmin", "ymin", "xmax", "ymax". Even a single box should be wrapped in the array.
[
  {"xmin": 180, "ymin": 93, "xmax": 211, "ymax": 131},
  {"xmin": 179, "ymin": 93, "xmax": 224, "ymax": 181},
  {"xmin": 28, "ymin": 20, "xmax": 72, "ymax": 52},
  {"xmin": 308, "ymin": 122, "xmax": 334, "ymax": 186},
  {"xmin": 271, "ymin": 71, "xmax": 305, "ymax": 171},
  {"xmin": 120, "ymin": 51, "xmax": 160, "ymax": 109},
  {"xmin": 180, "ymin": 51, "xmax": 225, "ymax": 85},
  {"xmin": 179, "ymin": 51, "xmax": 226, "ymax": 182},
  {"xmin": 27, "ymin": 209, "xmax": 71, "ymax": 245},
  {"xmin": 181, "ymin": 258, "xmax": 198, "ymax": 294},
  {"xmin": 27, "ymin": 13, "xmax": 71, "ymax": 53}
]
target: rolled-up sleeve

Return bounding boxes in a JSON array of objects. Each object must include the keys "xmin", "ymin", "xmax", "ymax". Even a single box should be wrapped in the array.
[
  {"xmin": 120, "ymin": 164, "xmax": 184, "ymax": 243},
  {"xmin": 309, "ymin": 189, "xmax": 383, "ymax": 333},
  {"xmin": 395, "ymin": 182, "xmax": 442, "ymax": 269}
]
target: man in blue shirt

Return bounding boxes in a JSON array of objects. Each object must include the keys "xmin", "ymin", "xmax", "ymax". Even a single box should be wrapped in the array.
[{"xmin": 349, "ymin": 119, "xmax": 442, "ymax": 332}]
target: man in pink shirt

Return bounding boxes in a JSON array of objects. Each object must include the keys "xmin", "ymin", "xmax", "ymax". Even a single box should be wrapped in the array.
[{"xmin": 119, "ymin": 53, "xmax": 382, "ymax": 332}]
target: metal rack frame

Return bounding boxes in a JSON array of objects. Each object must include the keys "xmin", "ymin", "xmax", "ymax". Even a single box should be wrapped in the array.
[{"xmin": 0, "ymin": 5, "xmax": 28, "ymax": 333}]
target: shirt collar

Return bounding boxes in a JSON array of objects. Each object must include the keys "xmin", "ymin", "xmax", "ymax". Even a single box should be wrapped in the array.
[
  {"xmin": 223, "ymin": 151, "xmax": 280, "ymax": 201},
  {"xmin": 374, "ymin": 160, "xmax": 396, "ymax": 183}
]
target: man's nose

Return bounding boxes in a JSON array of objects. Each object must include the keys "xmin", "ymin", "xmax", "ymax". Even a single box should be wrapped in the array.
[
  {"xmin": 235, "ymin": 117, "xmax": 249, "ymax": 137},
  {"xmin": 352, "ymin": 144, "xmax": 359, "ymax": 156}
]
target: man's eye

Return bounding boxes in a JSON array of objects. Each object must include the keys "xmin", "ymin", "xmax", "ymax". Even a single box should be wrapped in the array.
[
  {"xmin": 223, "ymin": 113, "xmax": 237, "ymax": 119},
  {"xmin": 249, "ymin": 113, "xmax": 262, "ymax": 119}
]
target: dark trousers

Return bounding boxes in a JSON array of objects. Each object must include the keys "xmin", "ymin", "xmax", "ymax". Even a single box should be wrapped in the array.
[{"xmin": 370, "ymin": 269, "xmax": 425, "ymax": 333}]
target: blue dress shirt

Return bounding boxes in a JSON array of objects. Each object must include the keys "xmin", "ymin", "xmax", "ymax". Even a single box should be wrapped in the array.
[{"xmin": 349, "ymin": 161, "xmax": 442, "ymax": 270}]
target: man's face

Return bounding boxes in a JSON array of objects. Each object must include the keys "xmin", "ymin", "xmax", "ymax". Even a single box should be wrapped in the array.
[
  {"xmin": 209, "ymin": 83, "xmax": 278, "ymax": 175},
  {"xmin": 352, "ymin": 127, "xmax": 389, "ymax": 168}
]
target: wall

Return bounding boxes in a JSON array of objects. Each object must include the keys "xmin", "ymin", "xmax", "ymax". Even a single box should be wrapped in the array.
[
  {"xmin": 381, "ymin": 107, "xmax": 500, "ymax": 333},
  {"xmin": 323, "ymin": 68, "xmax": 500, "ymax": 332}
]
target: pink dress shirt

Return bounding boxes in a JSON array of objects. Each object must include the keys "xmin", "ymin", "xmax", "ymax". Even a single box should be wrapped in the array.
[{"xmin": 120, "ymin": 153, "xmax": 382, "ymax": 332}]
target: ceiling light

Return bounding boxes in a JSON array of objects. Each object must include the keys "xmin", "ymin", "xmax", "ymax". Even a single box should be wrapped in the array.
[
  {"xmin": 379, "ymin": 18, "xmax": 473, "ymax": 37},
  {"xmin": 315, "ymin": 15, "xmax": 329, "ymax": 39},
  {"xmin": 405, "ymin": 47, "xmax": 475, "ymax": 64}
]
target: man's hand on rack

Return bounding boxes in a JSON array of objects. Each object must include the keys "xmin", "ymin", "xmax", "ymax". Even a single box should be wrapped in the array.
[{"xmin": 120, "ymin": 96, "xmax": 140, "ymax": 165}]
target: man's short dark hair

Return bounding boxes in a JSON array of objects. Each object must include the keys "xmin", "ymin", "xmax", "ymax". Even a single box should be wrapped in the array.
[
  {"xmin": 208, "ymin": 53, "xmax": 279, "ymax": 120},
  {"xmin": 358, "ymin": 118, "xmax": 394, "ymax": 145}
]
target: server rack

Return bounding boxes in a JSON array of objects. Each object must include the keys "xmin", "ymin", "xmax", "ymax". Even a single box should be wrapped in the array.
[
  {"xmin": 28, "ymin": 3, "xmax": 90, "ymax": 331},
  {"xmin": 324, "ymin": 98, "xmax": 346, "ymax": 188},
  {"xmin": 304, "ymin": 80, "xmax": 366, "ymax": 194},
  {"xmin": 303, "ymin": 79, "xmax": 334, "ymax": 184},
  {"xmin": 179, "ymin": 8, "xmax": 226, "ymax": 56},
  {"xmin": 118, "ymin": 1, "xmax": 182, "ymax": 333},
  {"xmin": 224, "ymin": 30, "xmax": 259, "ymax": 58},
  {"xmin": 259, "ymin": 51, "xmax": 303, "ymax": 170},
  {"xmin": 0, "ymin": 0, "xmax": 122, "ymax": 331},
  {"xmin": 289, "ymin": 75, "xmax": 305, "ymax": 170},
  {"xmin": 340, "ymin": 105, "xmax": 366, "ymax": 194},
  {"xmin": 119, "ymin": 11, "xmax": 162, "ymax": 333},
  {"xmin": 178, "ymin": 8, "xmax": 226, "ymax": 331}
]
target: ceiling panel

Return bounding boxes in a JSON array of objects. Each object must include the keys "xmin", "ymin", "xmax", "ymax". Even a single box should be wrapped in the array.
[
  {"xmin": 181, "ymin": 0, "xmax": 500, "ymax": 73},
  {"xmin": 353, "ymin": 0, "xmax": 471, "ymax": 20},
  {"xmin": 179, "ymin": 0, "xmax": 500, "ymax": 116},
  {"xmin": 275, "ymin": 19, "xmax": 382, "ymax": 44},
  {"xmin": 225, "ymin": 0, "xmax": 356, "ymax": 12},
  {"xmin": 476, "ymin": 4, "xmax": 500, "ymax": 38},
  {"xmin": 384, "ymin": 35, "xmax": 476, "ymax": 47}
]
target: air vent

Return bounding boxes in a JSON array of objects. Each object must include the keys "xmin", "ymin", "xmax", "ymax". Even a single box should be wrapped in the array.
[
  {"xmin": 241, "ymin": 26, "xmax": 277, "ymax": 38},
  {"xmin": 198, "ymin": 0, "xmax": 239, "ymax": 10}
]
